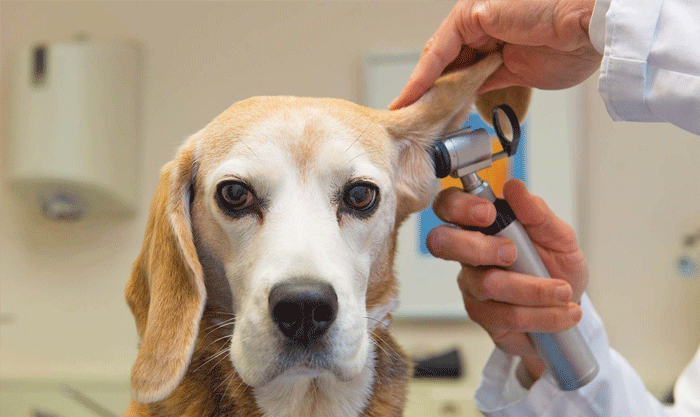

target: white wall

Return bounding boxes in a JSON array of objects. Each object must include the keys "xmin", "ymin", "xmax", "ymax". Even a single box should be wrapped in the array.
[
  {"xmin": 0, "ymin": 0, "xmax": 457, "ymax": 380},
  {"xmin": 1, "ymin": 0, "xmax": 699, "ymax": 399},
  {"xmin": 582, "ymin": 74, "xmax": 700, "ymax": 394}
]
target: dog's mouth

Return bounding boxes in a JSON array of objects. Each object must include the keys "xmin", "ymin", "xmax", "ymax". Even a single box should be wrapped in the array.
[{"xmin": 268, "ymin": 342, "xmax": 337, "ymax": 379}]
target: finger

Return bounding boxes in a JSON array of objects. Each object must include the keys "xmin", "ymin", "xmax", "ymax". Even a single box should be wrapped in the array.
[
  {"xmin": 427, "ymin": 225, "xmax": 517, "ymax": 267},
  {"xmin": 432, "ymin": 187, "xmax": 496, "ymax": 227},
  {"xmin": 477, "ymin": 65, "xmax": 529, "ymax": 94},
  {"xmin": 473, "ymin": 0, "xmax": 570, "ymax": 50},
  {"xmin": 390, "ymin": 2, "xmax": 488, "ymax": 110},
  {"xmin": 389, "ymin": 34, "xmax": 463, "ymax": 109},
  {"xmin": 478, "ymin": 45, "xmax": 577, "ymax": 94},
  {"xmin": 442, "ymin": 45, "xmax": 476, "ymax": 76},
  {"xmin": 458, "ymin": 267, "xmax": 573, "ymax": 306},
  {"xmin": 463, "ymin": 293, "xmax": 582, "ymax": 334},
  {"xmin": 488, "ymin": 330, "xmax": 542, "ymax": 359},
  {"xmin": 503, "ymin": 179, "xmax": 579, "ymax": 253}
]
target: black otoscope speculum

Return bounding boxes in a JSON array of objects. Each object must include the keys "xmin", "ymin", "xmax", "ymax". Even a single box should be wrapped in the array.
[{"xmin": 429, "ymin": 105, "xmax": 599, "ymax": 391}]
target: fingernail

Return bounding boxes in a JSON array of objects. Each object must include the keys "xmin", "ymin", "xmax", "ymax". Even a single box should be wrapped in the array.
[
  {"xmin": 388, "ymin": 97, "xmax": 400, "ymax": 110},
  {"xmin": 427, "ymin": 229, "xmax": 445, "ymax": 257},
  {"xmin": 470, "ymin": 203, "xmax": 491, "ymax": 224},
  {"xmin": 555, "ymin": 285, "xmax": 572, "ymax": 303},
  {"xmin": 498, "ymin": 243, "xmax": 517, "ymax": 264}
]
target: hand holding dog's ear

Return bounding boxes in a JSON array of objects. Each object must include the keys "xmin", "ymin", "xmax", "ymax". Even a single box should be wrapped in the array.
[
  {"xmin": 378, "ymin": 53, "xmax": 532, "ymax": 219},
  {"xmin": 389, "ymin": 0, "xmax": 601, "ymax": 110}
]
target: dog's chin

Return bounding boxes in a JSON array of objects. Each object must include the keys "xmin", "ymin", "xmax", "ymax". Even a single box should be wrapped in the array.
[
  {"xmin": 241, "ymin": 355, "xmax": 347, "ymax": 388},
  {"xmin": 234, "ymin": 341, "xmax": 369, "ymax": 388}
]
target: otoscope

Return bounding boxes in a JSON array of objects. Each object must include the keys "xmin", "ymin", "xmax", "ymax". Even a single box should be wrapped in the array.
[{"xmin": 430, "ymin": 105, "xmax": 599, "ymax": 390}]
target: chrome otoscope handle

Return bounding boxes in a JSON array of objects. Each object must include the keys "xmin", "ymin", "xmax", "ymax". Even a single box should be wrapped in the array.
[
  {"xmin": 493, "ymin": 208, "xmax": 599, "ymax": 390},
  {"xmin": 463, "ymin": 178, "xmax": 599, "ymax": 390}
]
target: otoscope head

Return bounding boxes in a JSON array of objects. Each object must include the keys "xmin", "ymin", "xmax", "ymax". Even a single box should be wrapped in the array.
[
  {"xmin": 430, "ymin": 104, "xmax": 521, "ymax": 179},
  {"xmin": 432, "ymin": 140, "xmax": 451, "ymax": 179}
]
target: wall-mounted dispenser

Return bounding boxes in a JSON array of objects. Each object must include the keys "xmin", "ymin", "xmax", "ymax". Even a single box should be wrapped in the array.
[
  {"xmin": 677, "ymin": 228, "xmax": 700, "ymax": 279},
  {"xmin": 8, "ymin": 37, "xmax": 141, "ymax": 221}
]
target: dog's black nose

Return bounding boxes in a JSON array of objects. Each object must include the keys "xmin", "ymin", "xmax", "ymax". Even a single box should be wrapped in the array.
[{"xmin": 269, "ymin": 279, "xmax": 338, "ymax": 346}]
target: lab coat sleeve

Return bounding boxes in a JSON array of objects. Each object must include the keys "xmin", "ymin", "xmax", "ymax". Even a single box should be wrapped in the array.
[
  {"xmin": 473, "ymin": 294, "xmax": 681, "ymax": 416},
  {"xmin": 590, "ymin": 0, "xmax": 700, "ymax": 136}
]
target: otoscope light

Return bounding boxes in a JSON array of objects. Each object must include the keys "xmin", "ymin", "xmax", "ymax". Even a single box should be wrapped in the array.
[{"xmin": 431, "ymin": 104, "xmax": 521, "ymax": 180}]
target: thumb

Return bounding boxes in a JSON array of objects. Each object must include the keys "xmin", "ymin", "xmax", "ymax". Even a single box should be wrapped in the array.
[
  {"xmin": 503, "ymin": 179, "xmax": 576, "ymax": 252},
  {"xmin": 502, "ymin": 179, "xmax": 545, "ymax": 227},
  {"xmin": 477, "ymin": 65, "xmax": 528, "ymax": 94}
]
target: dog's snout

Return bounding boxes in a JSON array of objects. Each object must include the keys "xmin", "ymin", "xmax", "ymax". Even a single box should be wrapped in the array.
[{"xmin": 269, "ymin": 279, "xmax": 338, "ymax": 346}]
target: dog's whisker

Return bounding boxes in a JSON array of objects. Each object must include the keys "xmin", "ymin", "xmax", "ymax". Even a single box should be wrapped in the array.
[
  {"xmin": 238, "ymin": 138, "xmax": 261, "ymax": 162},
  {"xmin": 227, "ymin": 371, "xmax": 248, "ymax": 400},
  {"xmin": 201, "ymin": 333, "xmax": 235, "ymax": 354},
  {"xmin": 210, "ymin": 349, "xmax": 234, "ymax": 375},
  {"xmin": 368, "ymin": 328, "xmax": 403, "ymax": 361},
  {"xmin": 371, "ymin": 329, "xmax": 402, "ymax": 357},
  {"xmin": 191, "ymin": 346, "xmax": 231, "ymax": 373},
  {"xmin": 344, "ymin": 119, "xmax": 375, "ymax": 154},
  {"xmin": 347, "ymin": 152, "xmax": 368, "ymax": 164},
  {"xmin": 200, "ymin": 317, "xmax": 236, "ymax": 337},
  {"xmin": 200, "ymin": 316, "xmax": 236, "ymax": 331},
  {"xmin": 368, "ymin": 332, "xmax": 393, "ymax": 360},
  {"xmin": 214, "ymin": 365, "xmax": 237, "ymax": 395},
  {"xmin": 364, "ymin": 316, "xmax": 398, "ymax": 338}
]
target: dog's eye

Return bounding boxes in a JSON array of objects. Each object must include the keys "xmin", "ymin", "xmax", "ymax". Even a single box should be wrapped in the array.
[
  {"xmin": 343, "ymin": 182, "xmax": 379, "ymax": 213},
  {"xmin": 216, "ymin": 181, "xmax": 255, "ymax": 214}
]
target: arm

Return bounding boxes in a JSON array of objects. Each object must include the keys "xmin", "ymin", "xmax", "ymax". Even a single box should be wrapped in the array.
[
  {"xmin": 392, "ymin": 0, "xmax": 700, "ymax": 137},
  {"xmin": 590, "ymin": 0, "xmax": 700, "ymax": 136},
  {"xmin": 475, "ymin": 294, "xmax": 675, "ymax": 416}
]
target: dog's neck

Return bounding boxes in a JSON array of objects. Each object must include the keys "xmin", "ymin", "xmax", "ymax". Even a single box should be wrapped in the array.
[{"xmin": 252, "ymin": 354, "xmax": 376, "ymax": 417}]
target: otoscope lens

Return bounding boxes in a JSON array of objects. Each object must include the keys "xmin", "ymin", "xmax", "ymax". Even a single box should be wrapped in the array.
[
  {"xmin": 493, "ymin": 107, "xmax": 514, "ymax": 142},
  {"xmin": 492, "ymin": 104, "xmax": 521, "ymax": 157}
]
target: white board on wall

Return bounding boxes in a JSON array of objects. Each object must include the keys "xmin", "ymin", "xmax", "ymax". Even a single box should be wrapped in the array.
[{"xmin": 363, "ymin": 49, "xmax": 582, "ymax": 318}]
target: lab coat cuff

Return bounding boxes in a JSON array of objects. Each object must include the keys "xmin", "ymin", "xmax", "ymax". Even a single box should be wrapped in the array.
[
  {"xmin": 599, "ymin": 56, "xmax": 661, "ymax": 123},
  {"xmin": 596, "ymin": 0, "xmax": 665, "ymax": 123},
  {"xmin": 589, "ymin": 0, "xmax": 611, "ymax": 55},
  {"xmin": 474, "ymin": 294, "xmax": 607, "ymax": 416}
]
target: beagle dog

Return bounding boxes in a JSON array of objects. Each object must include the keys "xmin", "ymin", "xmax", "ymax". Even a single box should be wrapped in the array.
[{"xmin": 123, "ymin": 54, "xmax": 530, "ymax": 417}]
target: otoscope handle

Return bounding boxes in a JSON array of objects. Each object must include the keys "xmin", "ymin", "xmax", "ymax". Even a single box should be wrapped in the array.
[{"xmin": 477, "ymin": 198, "xmax": 599, "ymax": 390}]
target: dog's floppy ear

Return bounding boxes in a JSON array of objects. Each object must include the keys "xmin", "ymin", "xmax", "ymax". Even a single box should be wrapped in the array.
[
  {"xmin": 380, "ymin": 53, "xmax": 531, "ymax": 219},
  {"xmin": 125, "ymin": 141, "xmax": 205, "ymax": 404}
]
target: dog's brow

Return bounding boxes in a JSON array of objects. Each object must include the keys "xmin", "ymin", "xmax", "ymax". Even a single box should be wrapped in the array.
[
  {"xmin": 238, "ymin": 138, "xmax": 261, "ymax": 162},
  {"xmin": 344, "ymin": 119, "xmax": 376, "ymax": 154}
]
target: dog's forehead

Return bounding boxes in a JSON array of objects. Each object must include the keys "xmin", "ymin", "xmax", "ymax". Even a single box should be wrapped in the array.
[{"xmin": 195, "ymin": 96, "xmax": 392, "ymax": 177}]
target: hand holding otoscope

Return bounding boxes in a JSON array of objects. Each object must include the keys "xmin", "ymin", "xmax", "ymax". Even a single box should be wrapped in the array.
[{"xmin": 429, "ymin": 105, "xmax": 599, "ymax": 390}]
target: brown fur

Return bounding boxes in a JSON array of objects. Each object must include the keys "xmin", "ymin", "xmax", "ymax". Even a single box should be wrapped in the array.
[
  {"xmin": 125, "ymin": 317, "xmax": 411, "ymax": 416},
  {"xmin": 124, "ymin": 53, "xmax": 530, "ymax": 416}
]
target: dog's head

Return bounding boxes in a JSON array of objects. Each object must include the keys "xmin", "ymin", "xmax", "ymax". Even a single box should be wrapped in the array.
[{"xmin": 125, "ymin": 54, "xmax": 531, "ymax": 404}]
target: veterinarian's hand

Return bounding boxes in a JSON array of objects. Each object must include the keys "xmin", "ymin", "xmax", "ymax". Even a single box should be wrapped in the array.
[
  {"xmin": 389, "ymin": 0, "xmax": 602, "ymax": 109},
  {"xmin": 426, "ymin": 179, "xmax": 588, "ymax": 381}
]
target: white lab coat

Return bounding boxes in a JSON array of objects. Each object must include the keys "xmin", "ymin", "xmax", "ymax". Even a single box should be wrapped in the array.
[
  {"xmin": 475, "ymin": 295, "xmax": 700, "ymax": 416},
  {"xmin": 474, "ymin": 0, "xmax": 700, "ymax": 414}
]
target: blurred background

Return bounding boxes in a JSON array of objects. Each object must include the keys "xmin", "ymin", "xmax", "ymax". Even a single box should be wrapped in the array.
[{"xmin": 1, "ymin": 2, "xmax": 699, "ymax": 416}]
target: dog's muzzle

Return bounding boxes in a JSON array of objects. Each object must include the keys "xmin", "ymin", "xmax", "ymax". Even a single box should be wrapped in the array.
[{"xmin": 268, "ymin": 278, "xmax": 338, "ymax": 347}]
